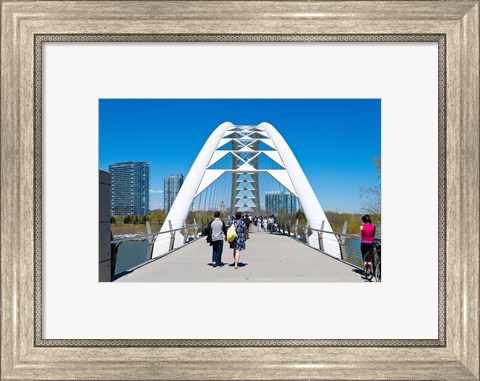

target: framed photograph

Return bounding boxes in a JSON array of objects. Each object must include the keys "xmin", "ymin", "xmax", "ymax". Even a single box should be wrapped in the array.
[
  {"xmin": 100, "ymin": 98, "xmax": 382, "ymax": 283},
  {"xmin": 1, "ymin": 1, "xmax": 478, "ymax": 380}
]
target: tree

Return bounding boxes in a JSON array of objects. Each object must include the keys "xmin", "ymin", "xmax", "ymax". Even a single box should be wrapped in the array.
[
  {"xmin": 324, "ymin": 211, "xmax": 362, "ymax": 233},
  {"xmin": 149, "ymin": 209, "xmax": 167, "ymax": 225},
  {"xmin": 360, "ymin": 157, "xmax": 381, "ymax": 215},
  {"xmin": 110, "ymin": 216, "xmax": 116, "ymax": 224},
  {"xmin": 123, "ymin": 215, "xmax": 132, "ymax": 224},
  {"xmin": 295, "ymin": 210, "xmax": 306, "ymax": 223}
]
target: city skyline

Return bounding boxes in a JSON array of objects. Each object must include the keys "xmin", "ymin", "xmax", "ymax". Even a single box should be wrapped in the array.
[{"xmin": 99, "ymin": 99, "xmax": 381, "ymax": 213}]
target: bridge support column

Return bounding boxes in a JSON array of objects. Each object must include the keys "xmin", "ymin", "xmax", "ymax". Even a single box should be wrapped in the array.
[
  {"xmin": 317, "ymin": 220, "xmax": 325, "ymax": 252},
  {"xmin": 338, "ymin": 221, "xmax": 348, "ymax": 261},
  {"xmin": 303, "ymin": 225, "xmax": 309, "ymax": 243},
  {"xmin": 183, "ymin": 220, "xmax": 188, "ymax": 244},
  {"xmin": 193, "ymin": 219, "xmax": 199, "ymax": 238},
  {"xmin": 145, "ymin": 221, "xmax": 157, "ymax": 261},
  {"xmin": 168, "ymin": 220, "xmax": 176, "ymax": 251}
]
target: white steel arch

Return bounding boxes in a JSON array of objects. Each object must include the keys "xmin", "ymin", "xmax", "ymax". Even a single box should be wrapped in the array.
[{"xmin": 152, "ymin": 122, "xmax": 341, "ymax": 258}]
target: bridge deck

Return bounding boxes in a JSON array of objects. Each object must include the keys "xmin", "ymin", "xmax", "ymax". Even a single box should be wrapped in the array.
[{"xmin": 115, "ymin": 231, "xmax": 365, "ymax": 282}]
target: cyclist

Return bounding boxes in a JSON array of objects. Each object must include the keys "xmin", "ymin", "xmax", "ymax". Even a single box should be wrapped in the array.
[{"xmin": 360, "ymin": 214, "xmax": 376, "ymax": 276}]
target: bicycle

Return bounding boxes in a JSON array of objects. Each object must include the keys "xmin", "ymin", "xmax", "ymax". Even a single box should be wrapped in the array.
[
  {"xmin": 363, "ymin": 251, "xmax": 375, "ymax": 281},
  {"xmin": 363, "ymin": 241, "xmax": 381, "ymax": 282},
  {"xmin": 375, "ymin": 257, "xmax": 381, "ymax": 282},
  {"xmin": 373, "ymin": 241, "xmax": 381, "ymax": 282}
]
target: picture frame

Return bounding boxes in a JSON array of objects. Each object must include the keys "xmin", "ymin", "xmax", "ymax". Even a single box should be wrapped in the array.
[{"xmin": 1, "ymin": 1, "xmax": 478, "ymax": 380}]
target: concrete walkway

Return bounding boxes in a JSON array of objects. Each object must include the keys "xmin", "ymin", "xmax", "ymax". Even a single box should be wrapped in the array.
[
  {"xmin": 115, "ymin": 230, "xmax": 365, "ymax": 282},
  {"xmin": 115, "ymin": 231, "xmax": 365, "ymax": 282}
]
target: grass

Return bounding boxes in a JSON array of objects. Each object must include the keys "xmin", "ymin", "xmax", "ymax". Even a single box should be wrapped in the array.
[{"xmin": 111, "ymin": 222, "xmax": 162, "ymax": 236}]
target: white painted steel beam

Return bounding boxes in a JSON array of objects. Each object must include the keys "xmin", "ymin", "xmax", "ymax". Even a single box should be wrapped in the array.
[
  {"xmin": 266, "ymin": 170, "xmax": 298, "ymax": 197},
  {"xmin": 263, "ymin": 151, "xmax": 285, "ymax": 168},
  {"xmin": 215, "ymin": 138, "xmax": 232, "ymax": 149},
  {"xmin": 194, "ymin": 170, "xmax": 226, "ymax": 197},
  {"xmin": 207, "ymin": 151, "xmax": 230, "ymax": 167}
]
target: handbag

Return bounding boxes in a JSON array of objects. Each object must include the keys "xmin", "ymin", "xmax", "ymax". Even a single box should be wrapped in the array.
[{"xmin": 226, "ymin": 223, "xmax": 237, "ymax": 243}]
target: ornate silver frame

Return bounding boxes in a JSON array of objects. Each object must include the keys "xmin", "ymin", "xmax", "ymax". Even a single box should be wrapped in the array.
[
  {"xmin": 33, "ymin": 34, "xmax": 446, "ymax": 348},
  {"xmin": 2, "ymin": 1, "xmax": 479, "ymax": 380}
]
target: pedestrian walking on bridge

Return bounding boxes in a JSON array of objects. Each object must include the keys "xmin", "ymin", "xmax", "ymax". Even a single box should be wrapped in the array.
[
  {"xmin": 230, "ymin": 211, "xmax": 248, "ymax": 269},
  {"xmin": 208, "ymin": 211, "xmax": 227, "ymax": 267}
]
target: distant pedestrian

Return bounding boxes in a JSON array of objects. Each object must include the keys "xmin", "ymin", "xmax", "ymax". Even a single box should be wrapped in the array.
[
  {"xmin": 209, "ymin": 211, "xmax": 227, "ymax": 267},
  {"xmin": 242, "ymin": 214, "xmax": 251, "ymax": 232},
  {"xmin": 230, "ymin": 211, "xmax": 248, "ymax": 269},
  {"xmin": 268, "ymin": 215, "xmax": 275, "ymax": 232}
]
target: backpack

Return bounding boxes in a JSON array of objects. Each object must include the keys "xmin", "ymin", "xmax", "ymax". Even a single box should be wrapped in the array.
[{"xmin": 203, "ymin": 221, "xmax": 213, "ymax": 244}]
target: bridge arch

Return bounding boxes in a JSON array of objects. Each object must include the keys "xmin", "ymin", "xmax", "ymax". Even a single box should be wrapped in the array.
[{"xmin": 152, "ymin": 122, "xmax": 341, "ymax": 258}]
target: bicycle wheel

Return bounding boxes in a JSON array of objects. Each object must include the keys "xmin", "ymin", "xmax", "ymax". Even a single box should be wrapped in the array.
[
  {"xmin": 375, "ymin": 260, "xmax": 381, "ymax": 282},
  {"xmin": 363, "ymin": 253, "xmax": 374, "ymax": 281}
]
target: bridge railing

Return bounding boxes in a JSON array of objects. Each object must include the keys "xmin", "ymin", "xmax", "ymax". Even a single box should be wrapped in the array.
[
  {"xmin": 266, "ymin": 221, "xmax": 380, "ymax": 269},
  {"xmin": 110, "ymin": 221, "xmax": 206, "ymax": 279},
  {"xmin": 111, "ymin": 219, "xmax": 380, "ymax": 278}
]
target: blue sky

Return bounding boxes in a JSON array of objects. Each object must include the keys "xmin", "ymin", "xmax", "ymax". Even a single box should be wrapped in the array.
[{"xmin": 99, "ymin": 99, "xmax": 381, "ymax": 213}]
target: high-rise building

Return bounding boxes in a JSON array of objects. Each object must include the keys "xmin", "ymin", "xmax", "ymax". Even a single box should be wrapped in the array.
[
  {"xmin": 164, "ymin": 173, "xmax": 184, "ymax": 212},
  {"xmin": 109, "ymin": 162, "xmax": 150, "ymax": 216},
  {"xmin": 265, "ymin": 191, "xmax": 297, "ymax": 214}
]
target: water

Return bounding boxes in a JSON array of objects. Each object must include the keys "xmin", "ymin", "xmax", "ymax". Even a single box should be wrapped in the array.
[
  {"xmin": 112, "ymin": 235, "xmax": 365, "ymax": 276},
  {"xmin": 344, "ymin": 236, "xmax": 363, "ymax": 268},
  {"xmin": 115, "ymin": 240, "xmax": 149, "ymax": 276}
]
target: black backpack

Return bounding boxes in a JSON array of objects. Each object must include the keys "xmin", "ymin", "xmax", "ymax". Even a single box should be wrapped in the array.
[{"xmin": 204, "ymin": 221, "xmax": 213, "ymax": 244}]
